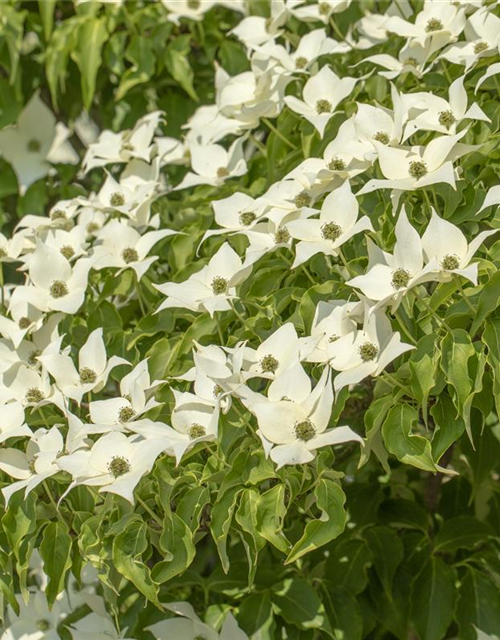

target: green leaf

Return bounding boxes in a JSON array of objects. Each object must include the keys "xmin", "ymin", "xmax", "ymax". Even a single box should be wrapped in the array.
[
  {"xmin": 363, "ymin": 526, "xmax": 403, "ymax": 597},
  {"xmin": 440, "ymin": 329, "xmax": 476, "ymax": 441},
  {"xmin": 153, "ymin": 511, "xmax": 196, "ymax": 584},
  {"xmin": 409, "ymin": 334, "xmax": 440, "ymax": 427},
  {"xmin": 39, "ymin": 522, "xmax": 73, "ymax": 605},
  {"xmin": 210, "ymin": 486, "xmax": 242, "ymax": 573},
  {"xmin": 237, "ymin": 485, "xmax": 290, "ymax": 555},
  {"xmin": 70, "ymin": 17, "xmax": 109, "ymax": 110},
  {"xmin": 325, "ymin": 539, "xmax": 373, "ymax": 596},
  {"xmin": 323, "ymin": 587, "xmax": 363, "ymax": 640},
  {"xmin": 1, "ymin": 492, "xmax": 36, "ymax": 561},
  {"xmin": 382, "ymin": 404, "xmax": 440, "ymax": 472},
  {"xmin": 457, "ymin": 568, "xmax": 500, "ymax": 640},
  {"xmin": 285, "ymin": 479, "xmax": 346, "ymax": 565},
  {"xmin": 238, "ymin": 592, "xmax": 275, "ymax": 640},
  {"xmin": 434, "ymin": 516, "xmax": 494, "ymax": 553},
  {"xmin": 410, "ymin": 557, "xmax": 456, "ymax": 640},
  {"xmin": 165, "ymin": 35, "xmax": 198, "ymax": 101},
  {"xmin": 471, "ymin": 270, "xmax": 500, "ymax": 335},
  {"xmin": 45, "ymin": 18, "xmax": 80, "ymax": 109},
  {"xmin": 112, "ymin": 521, "xmax": 162, "ymax": 608},
  {"xmin": 272, "ymin": 578, "xmax": 329, "ymax": 632},
  {"xmin": 116, "ymin": 36, "xmax": 156, "ymax": 101},
  {"xmin": 38, "ymin": 0, "xmax": 56, "ymax": 40}
]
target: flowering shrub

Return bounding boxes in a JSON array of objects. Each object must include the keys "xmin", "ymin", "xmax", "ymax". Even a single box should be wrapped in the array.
[{"xmin": 0, "ymin": 0, "xmax": 500, "ymax": 637}]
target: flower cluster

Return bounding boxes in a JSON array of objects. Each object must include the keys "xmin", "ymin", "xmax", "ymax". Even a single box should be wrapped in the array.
[{"xmin": 0, "ymin": 0, "xmax": 499, "ymax": 636}]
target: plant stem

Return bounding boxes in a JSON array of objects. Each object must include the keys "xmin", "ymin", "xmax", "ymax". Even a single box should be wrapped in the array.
[
  {"xmin": 394, "ymin": 309, "xmax": 417, "ymax": 345},
  {"xmin": 301, "ymin": 264, "xmax": 316, "ymax": 286},
  {"xmin": 262, "ymin": 118, "xmax": 295, "ymax": 150},
  {"xmin": 454, "ymin": 276, "xmax": 476, "ymax": 313},
  {"xmin": 136, "ymin": 495, "xmax": 163, "ymax": 527},
  {"xmin": 230, "ymin": 299, "xmax": 247, "ymax": 326},
  {"xmin": 134, "ymin": 273, "xmax": 147, "ymax": 316},
  {"xmin": 414, "ymin": 289, "xmax": 452, "ymax": 332},
  {"xmin": 43, "ymin": 481, "xmax": 66, "ymax": 525},
  {"xmin": 215, "ymin": 315, "xmax": 225, "ymax": 344},
  {"xmin": 337, "ymin": 248, "xmax": 355, "ymax": 277}
]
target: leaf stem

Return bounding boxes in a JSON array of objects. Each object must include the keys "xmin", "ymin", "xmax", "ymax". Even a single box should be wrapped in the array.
[
  {"xmin": 262, "ymin": 118, "xmax": 295, "ymax": 150},
  {"xmin": 136, "ymin": 495, "xmax": 163, "ymax": 527}
]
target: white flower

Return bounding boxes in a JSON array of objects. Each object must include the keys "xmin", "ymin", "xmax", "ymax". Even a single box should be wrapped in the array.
[
  {"xmin": 155, "ymin": 243, "xmax": 252, "ymax": 317},
  {"xmin": 184, "ymin": 105, "xmax": 246, "ymax": 146},
  {"xmin": 402, "ymin": 75, "xmax": 490, "ymax": 139},
  {"xmin": 82, "ymin": 111, "xmax": 163, "ymax": 173},
  {"xmin": 38, "ymin": 328, "xmax": 129, "ymax": 404},
  {"xmin": 421, "ymin": 209, "xmax": 497, "ymax": 284},
  {"xmin": 346, "ymin": 208, "xmax": 438, "ymax": 311},
  {"xmin": 2, "ymin": 364, "xmax": 65, "ymax": 413},
  {"xmin": 0, "ymin": 231, "xmax": 25, "ymax": 263},
  {"xmin": 243, "ymin": 322, "xmax": 317, "ymax": 381},
  {"xmin": 12, "ymin": 243, "xmax": 94, "ymax": 315},
  {"xmin": 363, "ymin": 41, "xmax": 430, "ymax": 80},
  {"xmin": 291, "ymin": 0, "xmax": 352, "ymax": 24},
  {"xmin": 93, "ymin": 220, "xmax": 176, "ymax": 280},
  {"xmin": 306, "ymin": 299, "xmax": 361, "ymax": 363},
  {"xmin": 287, "ymin": 179, "xmax": 373, "ymax": 268},
  {"xmin": 69, "ymin": 612, "xmax": 134, "ymax": 640},
  {"xmin": 327, "ymin": 308, "xmax": 414, "ymax": 392},
  {"xmin": 0, "ymin": 93, "xmax": 78, "ymax": 195},
  {"xmin": 0, "ymin": 426, "xmax": 75, "ymax": 505},
  {"xmin": 147, "ymin": 602, "xmax": 249, "ymax": 640},
  {"xmin": 357, "ymin": 128, "xmax": 474, "ymax": 195},
  {"xmin": 252, "ymin": 368, "xmax": 362, "ymax": 468},
  {"xmin": 174, "ymin": 138, "xmax": 247, "ymax": 190},
  {"xmin": 229, "ymin": 0, "xmax": 289, "ymax": 49},
  {"xmin": 199, "ymin": 192, "xmax": 264, "ymax": 248},
  {"xmin": 284, "ymin": 65, "xmax": 358, "ymax": 138},
  {"xmin": 0, "ymin": 401, "xmax": 31, "ymax": 444},
  {"xmin": 2, "ymin": 590, "xmax": 71, "ymax": 640},
  {"xmin": 162, "ymin": 0, "xmax": 217, "ymax": 23},
  {"xmin": 57, "ymin": 431, "xmax": 167, "ymax": 503},
  {"xmin": 440, "ymin": 7, "xmax": 500, "ymax": 69},
  {"xmin": 353, "ymin": 83, "xmax": 405, "ymax": 152}
]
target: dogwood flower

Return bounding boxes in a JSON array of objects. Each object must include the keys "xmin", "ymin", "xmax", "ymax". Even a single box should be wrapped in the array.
[
  {"xmin": 252, "ymin": 368, "xmax": 362, "ymax": 468},
  {"xmin": 38, "ymin": 329, "xmax": 129, "ymax": 404},
  {"xmin": 57, "ymin": 431, "xmax": 167, "ymax": 503},
  {"xmin": 440, "ymin": 7, "xmax": 500, "ymax": 69},
  {"xmin": 199, "ymin": 192, "xmax": 264, "ymax": 247},
  {"xmin": 402, "ymin": 75, "xmax": 489, "ymax": 139},
  {"xmin": 2, "ymin": 590, "xmax": 72, "ymax": 640},
  {"xmin": 174, "ymin": 138, "xmax": 247, "ymax": 190},
  {"xmin": 346, "ymin": 209, "xmax": 439, "ymax": 311},
  {"xmin": 362, "ymin": 41, "xmax": 430, "ymax": 80},
  {"xmin": 12, "ymin": 243, "xmax": 94, "ymax": 315},
  {"xmin": 184, "ymin": 105, "xmax": 246, "ymax": 146},
  {"xmin": 306, "ymin": 299, "xmax": 361, "ymax": 363},
  {"xmin": 0, "ymin": 231, "xmax": 25, "ymax": 263},
  {"xmin": 291, "ymin": 0, "xmax": 352, "ymax": 24},
  {"xmin": 82, "ymin": 111, "xmax": 163, "ymax": 172},
  {"xmin": 0, "ymin": 426, "xmax": 74, "ymax": 505},
  {"xmin": 327, "ymin": 308, "xmax": 414, "ymax": 392},
  {"xmin": 284, "ymin": 65, "xmax": 358, "ymax": 138},
  {"xmin": 421, "ymin": 209, "xmax": 497, "ymax": 284},
  {"xmin": 69, "ymin": 612, "xmax": 135, "ymax": 640},
  {"xmin": 155, "ymin": 243, "xmax": 252, "ymax": 317},
  {"xmin": 93, "ymin": 220, "xmax": 176, "ymax": 280},
  {"xmin": 147, "ymin": 602, "xmax": 249, "ymax": 640},
  {"xmin": 2, "ymin": 364, "xmax": 66, "ymax": 413},
  {"xmin": 357, "ymin": 128, "xmax": 474, "ymax": 195},
  {"xmin": 229, "ymin": 0, "xmax": 289, "ymax": 49},
  {"xmin": 0, "ymin": 401, "xmax": 31, "ymax": 444},
  {"xmin": 0, "ymin": 93, "xmax": 78, "ymax": 194},
  {"xmin": 287, "ymin": 179, "xmax": 373, "ymax": 268}
]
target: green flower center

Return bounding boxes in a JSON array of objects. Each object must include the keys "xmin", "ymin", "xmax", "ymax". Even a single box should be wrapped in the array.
[
  {"xmin": 122, "ymin": 247, "xmax": 139, "ymax": 264},
  {"xmin": 329, "ymin": 334, "xmax": 339, "ymax": 342},
  {"xmin": 79, "ymin": 367, "xmax": 97, "ymax": 385},
  {"xmin": 294, "ymin": 190, "xmax": 311, "ymax": 208},
  {"xmin": 217, "ymin": 167, "xmax": 229, "ymax": 179},
  {"xmin": 50, "ymin": 280, "xmax": 69, "ymax": 298},
  {"xmin": 50, "ymin": 209, "xmax": 66, "ymax": 221},
  {"xmin": 294, "ymin": 419, "xmax": 316, "ymax": 442},
  {"xmin": 328, "ymin": 157, "xmax": 346, "ymax": 171},
  {"xmin": 295, "ymin": 56, "xmax": 308, "ymax": 69},
  {"xmin": 408, "ymin": 160, "xmax": 427, "ymax": 180},
  {"xmin": 213, "ymin": 384, "xmax": 224, "ymax": 398},
  {"xmin": 260, "ymin": 354, "xmax": 279, "ymax": 374},
  {"xmin": 474, "ymin": 41, "xmax": 489, "ymax": 54},
  {"xmin": 358, "ymin": 342, "xmax": 379, "ymax": 361},
  {"xmin": 403, "ymin": 57, "xmax": 418, "ymax": 67},
  {"xmin": 27, "ymin": 139, "xmax": 41, "ymax": 153},
  {"xmin": 28, "ymin": 349, "xmax": 41, "ymax": 366},
  {"xmin": 0, "ymin": 248, "xmax": 7, "ymax": 259},
  {"xmin": 188, "ymin": 423, "xmax": 207, "ymax": 439},
  {"xmin": 316, "ymin": 99, "xmax": 332, "ymax": 114},
  {"xmin": 118, "ymin": 406, "xmax": 135, "ymax": 422},
  {"xmin": 319, "ymin": 1, "xmax": 331, "ymax": 15},
  {"xmin": 87, "ymin": 222, "xmax": 100, "ymax": 234},
  {"xmin": 321, "ymin": 221, "xmax": 342, "ymax": 242},
  {"xmin": 110, "ymin": 192, "xmax": 125, "ymax": 207},
  {"xmin": 28, "ymin": 458, "xmax": 37, "ymax": 474},
  {"xmin": 121, "ymin": 142, "xmax": 135, "ymax": 153},
  {"xmin": 107, "ymin": 456, "xmax": 131, "ymax": 478},
  {"xmin": 391, "ymin": 268, "xmax": 411, "ymax": 289},
  {"xmin": 239, "ymin": 211, "xmax": 256, "ymax": 226},
  {"xmin": 275, "ymin": 227, "xmax": 291, "ymax": 244},
  {"xmin": 60, "ymin": 245, "xmax": 75, "ymax": 260},
  {"xmin": 211, "ymin": 276, "xmax": 228, "ymax": 295},
  {"xmin": 441, "ymin": 253, "xmax": 460, "ymax": 270},
  {"xmin": 373, "ymin": 131, "xmax": 390, "ymax": 144},
  {"xmin": 425, "ymin": 18, "xmax": 443, "ymax": 32},
  {"xmin": 36, "ymin": 619, "xmax": 51, "ymax": 631},
  {"xmin": 438, "ymin": 110, "xmax": 456, "ymax": 130},
  {"xmin": 18, "ymin": 317, "xmax": 31, "ymax": 329},
  {"xmin": 25, "ymin": 387, "xmax": 44, "ymax": 404},
  {"xmin": 187, "ymin": 0, "xmax": 201, "ymax": 8}
]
